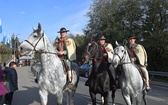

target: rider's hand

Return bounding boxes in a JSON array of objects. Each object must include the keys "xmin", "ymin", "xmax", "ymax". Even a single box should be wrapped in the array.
[
  {"xmin": 58, "ymin": 51, "xmax": 64, "ymax": 55},
  {"xmin": 103, "ymin": 53, "xmax": 107, "ymax": 57},
  {"xmin": 131, "ymin": 57, "xmax": 136, "ymax": 62}
]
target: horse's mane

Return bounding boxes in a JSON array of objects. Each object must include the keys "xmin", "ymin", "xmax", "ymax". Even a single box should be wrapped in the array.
[{"xmin": 124, "ymin": 45, "xmax": 133, "ymax": 63}]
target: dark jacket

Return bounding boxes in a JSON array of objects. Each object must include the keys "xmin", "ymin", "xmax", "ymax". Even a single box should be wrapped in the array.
[{"xmin": 4, "ymin": 67, "xmax": 18, "ymax": 92}]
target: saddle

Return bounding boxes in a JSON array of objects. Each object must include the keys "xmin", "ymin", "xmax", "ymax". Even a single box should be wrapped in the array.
[
  {"xmin": 133, "ymin": 64, "xmax": 146, "ymax": 86},
  {"xmin": 60, "ymin": 59, "xmax": 69, "ymax": 74}
]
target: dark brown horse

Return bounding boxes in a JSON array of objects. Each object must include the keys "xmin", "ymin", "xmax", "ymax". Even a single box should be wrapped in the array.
[{"xmin": 84, "ymin": 41, "xmax": 116, "ymax": 105}]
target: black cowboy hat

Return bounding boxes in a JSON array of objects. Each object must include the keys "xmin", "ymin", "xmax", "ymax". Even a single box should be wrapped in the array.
[
  {"xmin": 128, "ymin": 34, "xmax": 136, "ymax": 39},
  {"xmin": 99, "ymin": 35, "xmax": 106, "ymax": 40},
  {"xmin": 57, "ymin": 27, "xmax": 69, "ymax": 33}
]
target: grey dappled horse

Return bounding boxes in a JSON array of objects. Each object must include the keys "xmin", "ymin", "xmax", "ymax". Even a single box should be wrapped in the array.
[
  {"xmin": 19, "ymin": 23, "xmax": 79, "ymax": 105},
  {"xmin": 112, "ymin": 41, "xmax": 147, "ymax": 105}
]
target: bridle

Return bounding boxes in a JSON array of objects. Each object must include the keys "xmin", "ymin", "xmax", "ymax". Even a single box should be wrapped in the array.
[
  {"xmin": 114, "ymin": 46, "xmax": 132, "ymax": 65},
  {"xmin": 24, "ymin": 32, "xmax": 45, "ymax": 52},
  {"xmin": 24, "ymin": 32, "xmax": 57, "ymax": 54},
  {"xmin": 85, "ymin": 41, "xmax": 102, "ymax": 59}
]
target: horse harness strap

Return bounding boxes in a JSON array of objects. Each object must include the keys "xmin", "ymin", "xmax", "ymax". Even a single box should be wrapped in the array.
[{"xmin": 25, "ymin": 33, "xmax": 44, "ymax": 52}]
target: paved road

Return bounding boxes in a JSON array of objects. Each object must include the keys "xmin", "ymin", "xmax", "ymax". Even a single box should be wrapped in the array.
[{"xmin": 12, "ymin": 66, "xmax": 168, "ymax": 105}]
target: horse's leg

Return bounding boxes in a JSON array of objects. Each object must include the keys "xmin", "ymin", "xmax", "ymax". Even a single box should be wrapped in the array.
[
  {"xmin": 130, "ymin": 95, "xmax": 133, "ymax": 105},
  {"xmin": 56, "ymin": 91, "xmax": 63, "ymax": 105},
  {"xmin": 101, "ymin": 96, "xmax": 104, "ymax": 105},
  {"xmin": 89, "ymin": 90, "xmax": 96, "ymax": 105},
  {"xmin": 122, "ymin": 91, "xmax": 132, "ymax": 105},
  {"xmin": 102, "ymin": 91, "xmax": 109, "ymax": 105},
  {"xmin": 136, "ymin": 93, "xmax": 143, "ymax": 105},
  {"xmin": 39, "ymin": 89, "xmax": 48, "ymax": 105},
  {"xmin": 111, "ymin": 88, "xmax": 116, "ymax": 105},
  {"xmin": 143, "ymin": 90, "xmax": 147, "ymax": 105},
  {"xmin": 70, "ymin": 91, "xmax": 75, "ymax": 105},
  {"xmin": 66, "ymin": 91, "xmax": 70, "ymax": 105}
]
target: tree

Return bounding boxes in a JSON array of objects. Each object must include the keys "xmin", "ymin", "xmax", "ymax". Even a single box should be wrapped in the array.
[
  {"xmin": 142, "ymin": 0, "xmax": 168, "ymax": 70},
  {"xmin": 84, "ymin": 0, "xmax": 168, "ymax": 71}
]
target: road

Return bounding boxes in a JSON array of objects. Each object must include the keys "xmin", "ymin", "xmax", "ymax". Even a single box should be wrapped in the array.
[{"xmin": 12, "ymin": 66, "xmax": 168, "ymax": 105}]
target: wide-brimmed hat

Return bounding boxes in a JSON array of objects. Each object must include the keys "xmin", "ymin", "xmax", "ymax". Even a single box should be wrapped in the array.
[
  {"xmin": 128, "ymin": 34, "xmax": 136, "ymax": 39},
  {"xmin": 99, "ymin": 35, "xmax": 106, "ymax": 40},
  {"xmin": 57, "ymin": 27, "xmax": 69, "ymax": 33}
]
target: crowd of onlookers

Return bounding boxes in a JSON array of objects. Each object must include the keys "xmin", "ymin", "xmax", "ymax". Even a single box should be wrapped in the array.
[{"xmin": 0, "ymin": 62, "xmax": 18, "ymax": 105}]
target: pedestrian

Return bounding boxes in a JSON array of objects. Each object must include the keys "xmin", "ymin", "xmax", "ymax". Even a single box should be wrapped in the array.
[
  {"xmin": 56, "ymin": 27, "xmax": 77, "ymax": 89},
  {"xmin": 128, "ymin": 34, "xmax": 151, "ymax": 91},
  {"xmin": 4, "ymin": 62, "xmax": 18, "ymax": 105},
  {"xmin": 0, "ymin": 66, "xmax": 8, "ymax": 105}
]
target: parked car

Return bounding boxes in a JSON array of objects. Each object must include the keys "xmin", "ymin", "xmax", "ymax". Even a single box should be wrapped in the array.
[{"xmin": 79, "ymin": 63, "xmax": 89, "ymax": 78}]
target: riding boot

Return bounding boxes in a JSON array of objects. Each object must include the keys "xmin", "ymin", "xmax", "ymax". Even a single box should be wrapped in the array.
[
  {"xmin": 85, "ymin": 78, "xmax": 91, "ymax": 86},
  {"xmin": 34, "ymin": 77, "xmax": 38, "ymax": 83}
]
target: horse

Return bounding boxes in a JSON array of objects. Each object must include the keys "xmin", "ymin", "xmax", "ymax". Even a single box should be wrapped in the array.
[
  {"xmin": 18, "ymin": 23, "xmax": 79, "ymax": 105},
  {"xmin": 112, "ymin": 41, "xmax": 147, "ymax": 105},
  {"xmin": 84, "ymin": 41, "xmax": 116, "ymax": 105}
]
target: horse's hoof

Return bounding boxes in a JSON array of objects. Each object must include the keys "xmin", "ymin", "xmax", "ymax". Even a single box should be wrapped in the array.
[{"xmin": 35, "ymin": 78, "xmax": 38, "ymax": 83}]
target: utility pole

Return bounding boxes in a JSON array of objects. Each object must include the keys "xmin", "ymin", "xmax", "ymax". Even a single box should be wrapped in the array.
[{"xmin": 13, "ymin": 33, "xmax": 20, "ymax": 62}]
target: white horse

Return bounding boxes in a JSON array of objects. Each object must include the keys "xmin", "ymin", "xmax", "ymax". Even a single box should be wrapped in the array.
[
  {"xmin": 112, "ymin": 41, "xmax": 147, "ymax": 105},
  {"xmin": 19, "ymin": 23, "xmax": 79, "ymax": 105}
]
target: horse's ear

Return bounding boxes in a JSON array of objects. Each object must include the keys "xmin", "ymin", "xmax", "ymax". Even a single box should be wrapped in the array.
[
  {"xmin": 123, "ymin": 39, "xmax": 128, "ymax": 46},
  {"xmin": 115, "ymin": 41, "xmax": 119, "ymax": 46},
  {"xmin": 32, "ymin": 26, "xmax": 36, "ymax": 32},
  {"xmin": 38, "ymin": 23, "xmax": 42, "ymax": 31}
]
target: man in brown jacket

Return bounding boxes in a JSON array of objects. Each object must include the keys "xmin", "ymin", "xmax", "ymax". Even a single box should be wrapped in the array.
[{"xmin": 128, "ymin": 35, "xmax": 151, "ymax": 91}]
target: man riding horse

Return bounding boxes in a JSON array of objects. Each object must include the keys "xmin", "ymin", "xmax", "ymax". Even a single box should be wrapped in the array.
[
  {"xmin": 85, "ymin": 35, "xmax": 116, "ymax": 88},
  {"xmin": 56, "ymin": 27, "xmax": 77, "ymax": 89},
  {"xmin": 128, "ymin": 34, "xmax": 151, "ymax": 91}
]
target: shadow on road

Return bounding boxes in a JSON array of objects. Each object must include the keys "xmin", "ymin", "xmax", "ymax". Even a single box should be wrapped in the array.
[{"xmin": 12, "ymin": 86, "xmax": 40, "ymax": 105}]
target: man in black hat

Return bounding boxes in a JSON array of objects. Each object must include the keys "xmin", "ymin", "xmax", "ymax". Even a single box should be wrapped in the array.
[
  {"xmin": 128, "ymin": 34, "xmax": 151, "ymax": 91},
  {"xmin": 57, "ymin": 27, "xmax": 77, "ymax": 89}
]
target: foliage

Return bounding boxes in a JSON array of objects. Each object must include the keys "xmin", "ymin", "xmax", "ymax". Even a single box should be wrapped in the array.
[
  {"xmin": 84, "ymin": 0, "xmax": 168, "ymax": 71},
  {"xmin": 0, "ymin": 44, "xmax": 12, "ymax": 63},
  {"xmin": 11, "ymin": 34, "xmax": 21, "ymax": 58}
]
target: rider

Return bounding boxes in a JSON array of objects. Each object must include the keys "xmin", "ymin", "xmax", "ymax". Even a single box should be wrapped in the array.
[
  {"xmin": 85, "ymin": 35, "xmax": 115, "ymax": 88},
  {"xmin": 128, "ymin": 34, "xmax": 151, "ymax": 91},
  {"xmin": 57, "ymin": 27, "xmax": 77, "ymax": 88}
]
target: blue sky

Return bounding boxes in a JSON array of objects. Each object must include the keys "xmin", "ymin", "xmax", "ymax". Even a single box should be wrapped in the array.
[{"xmin": 0, "ymin": 0, "xmax": 92, "ymax": 42}]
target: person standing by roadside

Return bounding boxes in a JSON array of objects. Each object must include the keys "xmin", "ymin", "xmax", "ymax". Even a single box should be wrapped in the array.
[
  {"xmin": 4, "ymin": 62, "xmax": 18, "ymax": 105},
  {"xmin": 0, "ymin": 66, "xmax": 8, "ymax": 105}
]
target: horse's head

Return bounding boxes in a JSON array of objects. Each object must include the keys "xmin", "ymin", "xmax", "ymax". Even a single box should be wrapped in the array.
[
  {"xmin": 112, "ymin": 41, "xmax": 127, "ymax": 68},
  {"xmin": 19, "ymin": 23, "xmax": 45, "ymax": 55},
  {"xmin": 85, "ymin": 41, "xmax": 100, "ymax": 59}
]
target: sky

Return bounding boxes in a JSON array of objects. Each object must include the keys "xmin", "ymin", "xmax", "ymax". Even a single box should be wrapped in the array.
[{"xmin": 0, "ymin": 0, "xmax": 92, "ymax": 42}]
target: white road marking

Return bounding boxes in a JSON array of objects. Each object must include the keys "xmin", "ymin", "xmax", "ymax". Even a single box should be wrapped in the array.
[{"xmin": 147, "ymin": 95, "xmax": 166, "ymax": 102}]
